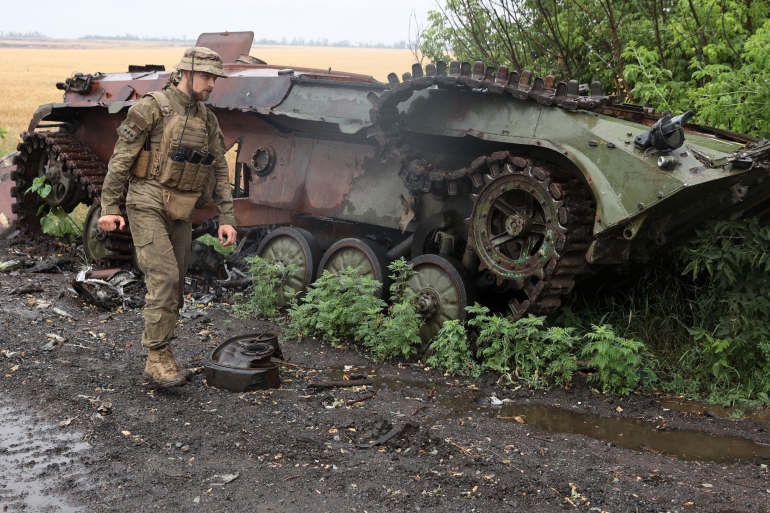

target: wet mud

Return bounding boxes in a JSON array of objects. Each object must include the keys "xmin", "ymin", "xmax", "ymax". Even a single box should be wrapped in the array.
[
  {"xmin": 0, "ymin": 396, "xmax": 89, "ymax": 512},
  {"xmin": 0, "ymin": 257, "xmax": 769, "ymax": 512}
]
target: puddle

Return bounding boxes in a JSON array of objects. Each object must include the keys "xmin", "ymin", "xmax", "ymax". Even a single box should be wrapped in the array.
[
  {"xmin": 489, "ymin": 403, "xmax": 770, "ymax": 464},
  {"xmin": 659, "ymin": 398, "xmax": 770, "ymax": 424},
  {"xmin": 0, "ymin": 395, "xmax": 90, "ymax": 512},
  {"xmin": 325, "ymin": 365, "xmax": 770, "ymax": 465}
]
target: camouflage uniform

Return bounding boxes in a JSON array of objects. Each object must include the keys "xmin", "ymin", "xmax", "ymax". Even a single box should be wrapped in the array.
[{"xmin": 101, "ymin": 48, "xmax": 235, "ymax": 355}]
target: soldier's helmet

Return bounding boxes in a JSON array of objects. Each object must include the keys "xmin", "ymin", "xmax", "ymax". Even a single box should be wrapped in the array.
[{"xmin": 174, "ymin": 47, "xmax": 228, "ymax": 78}]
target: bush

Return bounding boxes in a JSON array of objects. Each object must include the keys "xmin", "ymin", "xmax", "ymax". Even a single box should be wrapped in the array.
[
  {"xmin": 581, "ymin": 325, "xmax": 649, "ymax": 396},
  {"xmin": 679, "ymin": 215, "xmax": 770, "ymax": 404},
  {"xmin": 232, "ymin": 256, "xmax": 297, "ymax": 319},
  {"xmin": 40, "ymin": 206, "xmax": 82, "ymax": 238},
  {"xmin": 23, "ymin": 176, "xmax": 82, "ymax": 238},
  {"xmin": 427, "ymin": 319, "xmax": 479, "ymax": 378},
  {"xmin": 358, "ymin": 258, "xmax": 424, "ymax": 360},
  {"xmin": 286, "ymin": 266, "xmax": 384, "ymax": 344},
  {"xmin": 468, "ymin": 305, "xmax": 579, "ymax": 388}
]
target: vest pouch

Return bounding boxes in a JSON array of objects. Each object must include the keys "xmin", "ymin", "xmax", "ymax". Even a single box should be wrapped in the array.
[
  {"xmin": 158, "ymin": 158, "xmax": 185, "ymax": 188},
  {"xmin": 191, "ymin": 163, "xmax": 214, "ymax": 192},
  {"xmin": 162, "ymin": 187, "xmax": 201, "ymax": 221},
  {"xmin": 178, "ymin": 162, "xmax": 199, "ymax": 191},
  {"xmin": 129, "ymin": 150, "xmax": 152, "ymax": 178},
  {"xmin": 195, "ymin": 166, "xmax": 217, "ymax": 209}
]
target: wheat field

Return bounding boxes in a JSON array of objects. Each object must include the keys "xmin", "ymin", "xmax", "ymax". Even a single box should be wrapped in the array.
[{"xmin": 0, "ymin": 39, "xmax": 418, "ymax": 154}]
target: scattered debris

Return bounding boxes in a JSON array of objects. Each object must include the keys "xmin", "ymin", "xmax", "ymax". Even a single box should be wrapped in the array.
[
  {"xmin": 72, "ymin": 268, "xmax": 144, "ymax": 310},
  {"xmin": 475, "ymin": 396, "xmax": 503, "ymax": 405},
  {"xmin": 295, "ymin": 434, "xmax": 326, "ymax": 447},
  {"xmin": 347, "ymin": 390, "xmax": 377, "ymax": 406},
  {"xmin": 41, "ymin": 333, "xmax": 67, "ymax": 351},
  {"xmin": 10, "ymin": 282, "xmax": 44, "ymax": 295},
  {"xmin": 180, "ymin": 309, "xmax": 206, "ymax": 320},
  {"xmin": 445, "ymin": 438, "xmax": 475, "ymax": 456},
  {"xmin": 26, "ymin": 256, "xmax": 71, "ymax": 273},
  {"xmin": 209, "ymin": 473, "xmax": 239, "ymax": 486},
  {"xmin": 79, "ymin": 395, "xmax": 113, "ymax": 416},
  {"xmin": 196, "ymin": 293, "xmax": 216, "ymax": 305},
  {"xmin": 355, "ymin": 423, "xmax": 415, "ymax": 449},
  {"xmin": 59, "ymin": 418, "xmax": 74, "ymax": 428},
  {"xmin": 308, "ymin": 378, "xmax": 374, "ymax": 390},
  {"xmin": 0, "ymin": 260, "xmax": 24, "ymax": 272},
  {"xmin": 52, "ymin": 307, "xmax": 76, "ymax": 319}
]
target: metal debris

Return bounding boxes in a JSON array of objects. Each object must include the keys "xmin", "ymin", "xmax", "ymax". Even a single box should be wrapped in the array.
[
  {"xmin": 51, "ymin": 307, "xmax": 76, "ymax": 319},
  {"xmin": 180, "ymin": 309, "xmax": 206, "ymax": 320},
  {"xmin": 72, "ymin": 268, "xmax": 144, "ymax": 310}
]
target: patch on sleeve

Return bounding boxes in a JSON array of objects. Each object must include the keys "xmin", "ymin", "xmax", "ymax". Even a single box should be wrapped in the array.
[
  {"xmin": 125, "ymin": 110, "xmax": 149, "ymax": 131},
  {"xmin": 116, "ymin": 123, "xmax": 139, "ymax": 142}
]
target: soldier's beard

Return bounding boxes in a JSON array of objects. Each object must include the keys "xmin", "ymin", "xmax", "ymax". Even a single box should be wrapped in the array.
[{"xmin": 192, "ymin": 90, "xmax": 212, "ymax": 102}]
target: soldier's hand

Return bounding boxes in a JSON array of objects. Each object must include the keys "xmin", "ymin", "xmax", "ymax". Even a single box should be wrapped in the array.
[
  {"xmin": 98, "ymin": 215, "xmax": 126, "ymax": 232},
  {"xmin": 219, "ymin": 224, "xmax": 237, "ymax": 246}
]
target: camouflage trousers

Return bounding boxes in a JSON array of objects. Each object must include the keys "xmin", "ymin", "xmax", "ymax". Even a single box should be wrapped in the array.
[{"xmin": 126, "ymin": 205, "xmax": 192, "ymax": 349}]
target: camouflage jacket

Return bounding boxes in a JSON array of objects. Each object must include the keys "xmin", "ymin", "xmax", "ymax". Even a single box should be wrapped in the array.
[{"xmin": 101, "ymin": 84, "xmax": 236, "ymax": 227}]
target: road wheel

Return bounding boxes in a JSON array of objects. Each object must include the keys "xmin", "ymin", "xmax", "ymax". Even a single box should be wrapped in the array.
[
  {"xmin": 317, "ymin": 238, "xmax": 391, "ymax": 299},
  {"xmin": 407, "ymin": 254, "xmax": 474, "ymax": 343},
  {"xmin": 256, "ymin": 227, "xmax": 322, "ymax": 307}
]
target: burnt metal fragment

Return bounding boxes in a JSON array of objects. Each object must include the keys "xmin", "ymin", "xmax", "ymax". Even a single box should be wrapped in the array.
[{"xmin": 203, "ymin": 332, "xmax": 281, "ymax": 392}]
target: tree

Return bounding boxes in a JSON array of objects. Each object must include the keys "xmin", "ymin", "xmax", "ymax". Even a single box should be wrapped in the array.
[{"xmin": 423, "ymin": 0, "xmax": 770, "ymax": 137}]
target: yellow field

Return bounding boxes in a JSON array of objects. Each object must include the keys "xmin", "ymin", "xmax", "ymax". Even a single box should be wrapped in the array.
[{"xmin": 0, "ymin": 38, "xmax": 417, "ymax": 154}]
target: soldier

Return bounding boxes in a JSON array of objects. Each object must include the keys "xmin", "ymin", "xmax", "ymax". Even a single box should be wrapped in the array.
[{"xmin": 98, "ymin": 47, "xmax": 237, "ymax": 387}]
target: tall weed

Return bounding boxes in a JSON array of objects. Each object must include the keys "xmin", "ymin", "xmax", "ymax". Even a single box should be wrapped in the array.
[
  {"xmin": 232, "ymin": 256, "xmax": 297, "ymax": 319},
  {"xmin": 562, "ymin": 215, "xmax": 770, "ymax": 405},
  {"xmin": 286, "ymin": 266, "xmax": 384, "ymax": 344},
  {"xmin": 468, "ymin": 305, "xmax": 579, "ymax": 388},
  {"xmin": 581, "ymin": 325, "xmax": 649, "ymax": 396},
  {"xmin": 358, "ymin": 258, "xmax": 424, "ymax": 360},
  {"xmin": 427, "ymin": 320, "xmax": 479, "ymax": 377}
]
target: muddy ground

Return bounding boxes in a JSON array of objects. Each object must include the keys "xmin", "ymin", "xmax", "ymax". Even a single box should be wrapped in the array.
[{"xmin": 1, "ymin": 242, "xmax": 769, "ymax": 513}]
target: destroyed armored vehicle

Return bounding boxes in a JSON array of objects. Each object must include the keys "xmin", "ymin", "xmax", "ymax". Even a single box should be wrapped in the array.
[{"xmin": 5, "ymin": 31, "xmax": 770, "ymax": 341}]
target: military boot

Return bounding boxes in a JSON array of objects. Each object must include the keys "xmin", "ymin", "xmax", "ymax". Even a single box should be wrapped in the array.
[
  {"xmin": 171, "ymin": 353, "xmax": 194, "ymax": 381},
  {"xmin": 143, "ymin": 345, "xmax": 188, "ymax": 387}
]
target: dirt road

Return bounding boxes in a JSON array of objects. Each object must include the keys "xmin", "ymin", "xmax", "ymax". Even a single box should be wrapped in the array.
[{"xmin": 1, "ymin": 247, "xmax": 769, "ymax": 512}]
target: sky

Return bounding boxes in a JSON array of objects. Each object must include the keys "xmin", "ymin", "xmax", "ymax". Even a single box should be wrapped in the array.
[{"xmin": 1, "ymin": 0, "xmax": 438, "ymax": 45}]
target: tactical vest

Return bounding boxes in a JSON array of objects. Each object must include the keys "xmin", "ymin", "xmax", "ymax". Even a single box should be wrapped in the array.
[{"xmin": 129, "ymin": 91, "xmax": 214, "ymax": 193}]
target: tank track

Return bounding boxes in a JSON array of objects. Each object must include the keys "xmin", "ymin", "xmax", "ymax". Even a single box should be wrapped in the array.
[
  {"xmin": 466, "ymin": 152, "xmax": 593, "ymax": 318},
  {"xmin": 368, "ymin": 63, "xmax": 599, "ymax": 318},
  {"xmin": 12, "ymin": 131, "xmax": 104, "ymax": 232},
  {"xmin": 367, "ymin": 61, "xmax": 618, "ymax": 195},
  {"xmin": 12, "ymin": 131, "xmax": 134, "ymax": 264}
]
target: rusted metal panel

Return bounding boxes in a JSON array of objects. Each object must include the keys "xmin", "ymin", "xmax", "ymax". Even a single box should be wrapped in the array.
[
  {"xmin": 192, "ymin": 199, "xmax": 292, "ymax": 227},
  {"xmin": 58, "ymin": 67, "xmax": 379, "ymax": 118},
  {"xmin": 245, "ymin": 133, "xmax": 373, "ymax": 217},
  {"xmin": 273, "ymin": 79, "xmax": 386, "ymax": 134},
  {"xmin": 210, "ymin": 72, "xmax": 292, "ymax": 114},
  {"xmin": 196, "ymin": 31, "xmax": 254, "ymax": 63}
]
